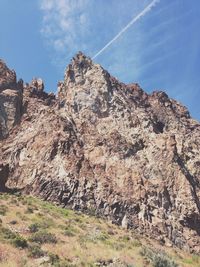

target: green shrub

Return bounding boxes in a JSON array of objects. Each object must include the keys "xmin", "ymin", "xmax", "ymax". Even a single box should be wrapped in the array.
[
  {"xmin": 120, "ymin": 235, "xmax": 130, "ymax": 242},
  {"xmin": 130, "ymin": 239, "xmax": 142, "ymax": 247},
  {"xmin": 29, "ymin": 230, "xmax": 57, "ymax": 244},
  {"xmin": 9, "ymin": 198, "xmax": 19, "ymax": 205},
  {"xmin": 0, "ymin": 226, "xmax": 17, "ymax": 240},
  {"xmin": 78, "ymin": 223, "xmax": 87, "ymax": 230},
  {"xmin": 37, "ymin": 212, "xmax": 45, "ymax": 217},
  {"xmin": 47, "ymin": 253, "xmax": 73, "ymax": 267},
  {"xmin": 25, "ymin": 206, "xmax": 34, "ymax": 214},
  {"xmin": 153, "ymin": 253, "xmax": 178, "ymax": 267},
  {"xmin": 9, "ymin": 220, "xmax": 17, "ymax": 225},
  {"xmin": 86, "ymin": 207, "xmax": 96, "ymax": 216},
  {"xmin": 0, "ymin": 193, "xmax": 9, "ymax": 200},
  {"xmin": 63, "ymin": 225, "xmax": 78, "ymax": 237},
  {"xmin": 107, "ymin": 229, "xmax": 115, "ymax": 235},
  {"xmin": 28, "ymin": 243, "xmax": 45, "ymax": 258},
  {"xmin": 0, "ymin": 205, "xmax": 8, "ymax": 216},
  {"xmin": 110, "ymin": 242, "xmax": 125, "ymax": 251},
  {"xmin": 12, "ymin": 236, "xmax": 28, "ymax": 249},
  {"xmin": 28, "ymin": 217, "xmax": 54, "ymax": 234},
  {"xmin": 28, "ymin": 223, "xmax": 40, "ymax": 233},
  {"xmin": 48, "ymin": 253, "xmax": 60, "ymax": 265},
  {"xmin": 64, "ymin": 229, "xmax": 75, "ymax": 237},
  {"xmin": 140, "ymin": 247, "xmax": 178, "ymax": 267},
  {"xmin": 0, "ymin": 226, "xmax": 28, "ymax": 249},
  {"xmin": 38, "ymin": 217, "xmax": 55, "ymax": 228},
  {"xmin": 191, "ymin": 254, "xmax": 200, "ymax": 264},
  {"xmin": 16, "ymin": 211, "xmax": 22, "ymax": 217},
  {"xmin": 15, "ymin": 211, "xmax": 28, "ymax": 221}
]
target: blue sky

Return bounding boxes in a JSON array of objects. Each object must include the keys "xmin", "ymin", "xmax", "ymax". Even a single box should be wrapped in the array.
[{"xmin": 0, "ymin": 0, "xmax": 199, "ymax": 120}]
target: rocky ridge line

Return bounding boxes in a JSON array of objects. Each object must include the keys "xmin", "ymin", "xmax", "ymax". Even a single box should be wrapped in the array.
[{"xmin": 0, "ymin": 52, "xmax": 200, "ymax": 253}]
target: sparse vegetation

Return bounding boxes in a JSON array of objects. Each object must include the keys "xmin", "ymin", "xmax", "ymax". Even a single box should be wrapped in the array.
[
  {"xmin": 25, "ymin": 206, "xmax": 34, "ymax": 214},
  {"xmin": 0, "ymin": 205, "xmax": 8, "ymax": 216},
  {"xmin": 140, "ymin": 247, "xmax": 179, "ymax": 267},
  {"xmin": 0, "ymin": 225, "xmax": 28, "ymax": 249},
  {"xmin": 28, "ymin": 222, "xmax": 40, "ymax": 233},
  {"xmin": 0, "ymin": 226, "xmax": 17, "ymax": 240},
  {"xmin": 12, "ymin": 236, "xmax": 28, "ymax": 248},
  {"xmin": 27, "ymin": 243, "xmax": 45, "ymax": 258},
  {"xmin": 0, "ymin": 192, "xmax": 199, "ymax": 267},
  {"xmin": 9, "ymin": 220, "xmax": 17, "ymax": 225},
  {"xmin": 29, "ymin": 230, "xmax": 57, "ymax": 244},
  {"xmin": 63, "ymin": 226, "xmax": 76, "ymax": 237}
]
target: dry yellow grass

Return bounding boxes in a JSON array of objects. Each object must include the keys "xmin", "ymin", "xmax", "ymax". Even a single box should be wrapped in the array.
[{"xmin": 0, "ymin": 193, "xmax": 199, "ymax": 267}]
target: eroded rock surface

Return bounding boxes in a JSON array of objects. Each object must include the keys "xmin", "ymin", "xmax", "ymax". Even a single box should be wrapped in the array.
[
  {"xmin": 0, "ymin": 52, "xmax": 200, "ymax": 252},
  {"xmin": 0, "ymin": 163, "xmax": 9, "ymax": 191},
  {"xmin": 0, "ymin": 60, "xmax": 23, "ymax": 139}
]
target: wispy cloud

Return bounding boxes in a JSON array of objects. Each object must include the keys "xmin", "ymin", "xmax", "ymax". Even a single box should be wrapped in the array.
[{"xmin": 39, "ymin": 0, "xmax": 91, "ymax": 67}]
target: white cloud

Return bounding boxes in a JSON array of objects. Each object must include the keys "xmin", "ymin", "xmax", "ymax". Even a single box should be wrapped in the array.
[
  {"xmin": 53, "ymin": 39, "xmax": 66, "ymax": 52},
  {"xmin": 40, "ymin": 0, "xmax": 54, "ymax": 11},
  {"xmin": 39, "ymin": 0, "xmax": 91, "ymax": 63}
]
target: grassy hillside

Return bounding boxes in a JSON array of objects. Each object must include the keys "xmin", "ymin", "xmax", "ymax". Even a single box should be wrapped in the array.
[{"xmin": 0, "ymin": 193, "xmax": 199, "ymax": 267}]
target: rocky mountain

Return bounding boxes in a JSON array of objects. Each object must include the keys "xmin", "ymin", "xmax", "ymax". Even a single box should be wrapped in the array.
[
  {"xmin": 0, "ymin": 52, "xmax": 200, "ymax": 253},
  {"xmin": 0, "ymin": 59, "xmax": 23, "ymax": 139}
]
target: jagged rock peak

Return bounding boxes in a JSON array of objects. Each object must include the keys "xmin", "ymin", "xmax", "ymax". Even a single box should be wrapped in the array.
[
  {"xmin": 58, "ymin": 52, "xmax": 112, "ymax": 100},
  {"xmin": 23, "ymin": 77, "xmax": 56, "ymax": 105},
  {"xmin": 65, "ymin": 51, "xmax": 107, "ymax": 84},
  {"xmin": 71, "ymin": 51, "xmax": 93, "ymax": 69},
  {"xmin": 29, "ymin": 78, "xmax": 44, "ymax": 92},
  {"xmin": 58, "ymin": 52, "xmax": 192, "ymax": 126},
  {"xmin": 64, "ymin": 51, "xmax": 94, "ymax": 83},
  {"xmin": 0, "ymin": 59, "xmax": 17, "ymax": 91},
  {"xmin": 0, "ymin": 59, "xmax": 23, "ymax": 139}
]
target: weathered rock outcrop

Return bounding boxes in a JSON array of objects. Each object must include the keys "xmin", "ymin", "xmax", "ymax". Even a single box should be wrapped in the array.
[
  {"xmin": 0, "ymin": 60, "xmax": 23, "ymax": 139},
  {"xmin": 0, "ymin": 52, "xmax": 200, "ymax": 252},
  {"xmin": 0, "ymin": 163, "xmax": 9, "ymax": 191}
]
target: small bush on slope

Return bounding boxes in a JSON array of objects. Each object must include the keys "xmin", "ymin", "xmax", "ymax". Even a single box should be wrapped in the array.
[
  {"xmin": 0, "ymin": 205, "xmax": 8, "ymax": 216},
  {"xmin": 27, "ymin": 243, "xmax": 45, "ymax": 258},
  {"xmin": 0, "ymin": 225, "xmax": 28, "ymax": 249},
  {"xmin": 12, "ymin": 236, "xmax": 28, "ymax": 249},
  {"xmin": 28, "ymin": 223, "xmax": 40, "ymax": 233},
  {"xmin": 29, "ymin": 230, "xmax": 57, "ymax": 244},
  {"xmin": 140, "ymin": 247, "xmax": 179, "ymax": 267}
]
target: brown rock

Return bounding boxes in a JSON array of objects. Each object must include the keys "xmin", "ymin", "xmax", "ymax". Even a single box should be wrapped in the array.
[
  {"xmin": 0, "ymin": 59, "xmax": 17, "ymax": 91},
  {"xmin": 0, "ymin": 60, "xmax": 23, "ymax": 139},
  {"xmin": 0, "ymin": 53, "xmax": 200, "ymax": 252},
  {"xmin": 0, "ymin": 163, "xmax": 9, "ymax": 191}
]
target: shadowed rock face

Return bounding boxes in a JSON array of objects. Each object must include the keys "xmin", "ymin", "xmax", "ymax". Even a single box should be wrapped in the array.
[
  {"xmin": 0, "ymin": 163, "xmax": 9, "ymax": 191},
  {"xmin": 0, "ymin": 59, "xmax": 17, "ymax": 92},
  {"xmin": 0, "ymin": 60, "xmax": 23, "ymax": 139},
  {"xmin": 0, "ymin": 52, "xmax": 200, "ymax": 252}
]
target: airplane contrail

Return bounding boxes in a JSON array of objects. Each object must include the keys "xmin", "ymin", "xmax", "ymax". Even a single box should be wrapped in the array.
[{"xmin": 92, "ymin": 0, "xmax": 160, "ymax": 60}]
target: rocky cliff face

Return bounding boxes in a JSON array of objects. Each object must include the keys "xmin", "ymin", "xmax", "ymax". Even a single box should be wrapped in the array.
[
  {"xmin": 0, "ymin": 60, "xmax": 23, "ymax": 139},
  {"xmin": 0, "ymin": 52, "xmax": 200, "ymax": 252}
]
